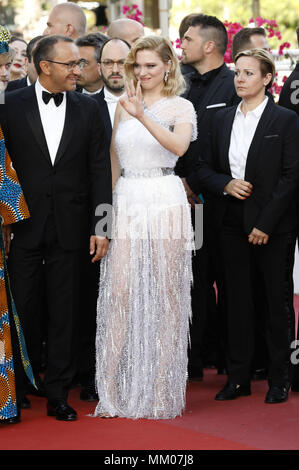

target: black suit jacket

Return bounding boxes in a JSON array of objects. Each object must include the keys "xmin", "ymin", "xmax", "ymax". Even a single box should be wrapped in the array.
[
  {"xmin": 6, "ymin": 76, "xmax": 28, "ymax": 91},
  {"xmin": 278, "ymin": 63, "xmax": 299, "ymax": 115},
  {"xmin": 176, "ymin": 63, "xmax": 240, "ymax": 177},
  {"xmin": 0, "ymin": 84, "xmax": 112, "ymax": 250},
  {"xmin": 92, "ymin": 88, "xmax": 112, "ymax": 143},
  {"xmin": 187, "ymin": 99, "xmax": 299, "ymax": 236}
]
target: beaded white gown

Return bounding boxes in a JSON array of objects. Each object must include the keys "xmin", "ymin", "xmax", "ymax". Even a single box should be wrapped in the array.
[{"xmin": 94, "ymin": 96, "xmax": 197, "ymax": 419}]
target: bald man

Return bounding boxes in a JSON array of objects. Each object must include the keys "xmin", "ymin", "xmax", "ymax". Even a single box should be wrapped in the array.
[
  {"xmin": 43, "ymin": 2, "xmax": 86, "ymax": 39},
  {"xmin": 107, "ymin": 18, "xmax": 144, "ymax": 45}
]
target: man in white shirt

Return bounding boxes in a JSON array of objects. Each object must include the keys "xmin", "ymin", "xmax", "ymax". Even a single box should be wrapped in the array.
[{"xmin": 94, "ymin": 38, "xmax": 131, "ymax": 141}]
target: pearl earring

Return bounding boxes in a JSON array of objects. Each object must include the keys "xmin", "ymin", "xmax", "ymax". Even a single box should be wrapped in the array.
[{"xmin": 164, "ymin": 70, "xmax": 170, "ymax": 83}]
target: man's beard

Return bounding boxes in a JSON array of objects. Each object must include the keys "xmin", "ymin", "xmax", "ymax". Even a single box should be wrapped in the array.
[{"xmin": 101, "ymin": 73, "xmax": 124, "ymax": 93}]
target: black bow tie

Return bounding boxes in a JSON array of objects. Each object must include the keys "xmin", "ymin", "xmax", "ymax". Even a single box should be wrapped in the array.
[
  {"xmin": 190, "ymin": 71, "xmax": 206, "ymax": 83},
  {"xmin": 42, "ymin": 91, "xmax": 64, "ymax": 107}
]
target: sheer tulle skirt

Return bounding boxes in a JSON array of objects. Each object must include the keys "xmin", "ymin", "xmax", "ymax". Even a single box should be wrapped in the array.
[{"xmin": 94, "ymin": 177, "xmax": 193, "ymax": 419}]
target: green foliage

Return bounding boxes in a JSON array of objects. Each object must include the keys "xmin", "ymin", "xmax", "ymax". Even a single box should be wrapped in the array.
[{"xmin": 0, "ymin": 0, "xmax": 23, "ymax": 27}]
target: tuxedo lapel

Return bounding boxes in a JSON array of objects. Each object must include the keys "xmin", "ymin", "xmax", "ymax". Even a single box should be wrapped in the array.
[
  {"xmin": 22, "ymin": 85, "xmax": 52, "ymax": 165},
  {"xmin": 244, "ymin": 99, "xmax": 274, "ymax": 181},
  {"xmin": 94, "ymin": 88, "xmax": 112, "ymax": 141},
  {"xmin": 54, "ymin": 91, "xmax": 80, "ymax": 165},
  {"xmin": 220, "ymin": 106, "xmax": 236, "ymax": 175}
]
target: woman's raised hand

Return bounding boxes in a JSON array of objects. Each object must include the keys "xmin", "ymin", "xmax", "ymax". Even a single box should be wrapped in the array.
[{"xmin": 119, "ymin": 79, "xmax": 144, "ymax": 119}]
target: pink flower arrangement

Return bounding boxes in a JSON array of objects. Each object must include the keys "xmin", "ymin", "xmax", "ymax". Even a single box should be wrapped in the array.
[
  {"xmin": 278, "ymin": 42, "xmax": 291, "ymax": 55},
  {"xmin": 174, "ymin": 38, "xmax": 181, "ymax": 49},
  {"xmin": 269, "ymin": 73, "xmax": 288, "ymax": 96},
  {"xmin": 122, "ymin": 3, "xmax": 144, "ymax": 25},
  {"xmin": 224, "ymin": 21, "xmax": 243, "ymax": 63}
]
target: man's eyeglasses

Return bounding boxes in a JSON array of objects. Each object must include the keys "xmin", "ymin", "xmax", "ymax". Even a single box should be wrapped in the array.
[
  {"xmin": 100, "ymin": 60, "xmax": 125, "ymax": 69},
  {"xmin": 44, "ymin": 59, "xmax": 87, "ymax": 71}
]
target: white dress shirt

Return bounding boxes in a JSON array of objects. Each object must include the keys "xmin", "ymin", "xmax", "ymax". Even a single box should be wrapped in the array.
[
  {"xmin": 104, "ymin": 87, "xmax": 120, "ymax": 126},
  {"xmin": 229, "ymin": 96, "xmax": 268, "ymax": 180},
  {"xmin": 35, "ymin": 79, "xmax": 66, "ymax": 165},
  {"xmin": 82, "ymin": 86, "xmax": 102, "ymax": 95}
]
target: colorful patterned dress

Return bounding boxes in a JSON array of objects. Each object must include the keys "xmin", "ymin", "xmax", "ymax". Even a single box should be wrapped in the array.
[{"xmin": 0, "ymin": 126, "xmax": 35, "ymax": 420}]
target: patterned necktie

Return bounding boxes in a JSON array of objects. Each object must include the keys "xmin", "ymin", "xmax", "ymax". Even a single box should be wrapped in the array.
[{"xmin": 42, "ymin": 91, "xmax": 64, "ymax": 107}]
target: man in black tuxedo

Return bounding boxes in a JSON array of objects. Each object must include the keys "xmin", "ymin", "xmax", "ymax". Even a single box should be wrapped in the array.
[
  {"xmin": 176, "ymin": 13, "xmax": 239, "ymax": 380},
  {"xmin": 0, "ymin": 35, "xmax": 112, "ymax": 421},
  {"xmin": 184, "ymin": 56, "xmax": 299, "ymax": 402},
  {"xmin": 7, "ymin": 36, "xmax": 43, "ymax": 91}
]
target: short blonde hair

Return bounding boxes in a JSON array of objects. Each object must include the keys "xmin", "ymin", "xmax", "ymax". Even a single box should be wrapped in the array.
[
  {"xmin": 234, "ymin": 48, "xmax": 275, "ymax": 89},
  {"xmin": 124, "ymin": 35, "xmax": 186, "ymax": 97}
]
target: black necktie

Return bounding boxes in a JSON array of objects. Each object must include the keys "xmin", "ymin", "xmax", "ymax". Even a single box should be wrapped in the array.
[{"xmin": 42, "ymin": 91, "xmax": 64, "ymax": 107}]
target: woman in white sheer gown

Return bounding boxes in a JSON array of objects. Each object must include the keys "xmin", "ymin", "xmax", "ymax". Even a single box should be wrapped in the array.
[{"xmin": 94, "ymin": 35, "xmax": 197, "ymax": 419}]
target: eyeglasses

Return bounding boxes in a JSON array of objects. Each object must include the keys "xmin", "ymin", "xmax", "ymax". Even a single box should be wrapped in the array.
[
  {"xmin": 100, "ymin": 60, "xmax": 125, "ymax": 69},
  {"xmin": 44, "ymin": 59, "xmax": 87, "ymax": 71}
]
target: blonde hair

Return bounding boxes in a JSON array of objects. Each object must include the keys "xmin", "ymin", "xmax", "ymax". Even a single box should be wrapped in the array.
[
  {"xmin": 124, "ymin": 35, "xmax": 186, "ymax": 97},
  {"xmin": 234, "ymin": 48, "xmax": 275, "ymax": 90}
]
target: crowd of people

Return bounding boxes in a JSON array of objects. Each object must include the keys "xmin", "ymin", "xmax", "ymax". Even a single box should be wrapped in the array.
[{"xmin": 1, "ymin": 1, "xmax": 299, "ymax": 426}]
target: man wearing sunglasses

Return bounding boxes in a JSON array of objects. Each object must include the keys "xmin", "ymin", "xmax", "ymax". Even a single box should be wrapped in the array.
[
  {"xmin": 0, "ymin": 35, "xmax": 112, "ymax": 422},
  {"xmin": 75, "ymin": 32, "xmax": 108, "ymax": 96}
]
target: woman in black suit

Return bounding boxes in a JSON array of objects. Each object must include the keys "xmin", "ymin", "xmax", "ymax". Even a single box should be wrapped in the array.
[{"xmin": 184, "ymin": 49, "xmax": 299, "ymax": 404}]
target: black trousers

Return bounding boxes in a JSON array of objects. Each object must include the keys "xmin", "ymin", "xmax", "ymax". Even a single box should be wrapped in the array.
[
  {"xmin": 188, "ymin": 205, "xmax": 227, "ymax": 376},
  {"xmin": 9, "ymin": 214, "xmax": 82, "ymax": 401},
  {"xmin": 219, "ymin": 199, "xmax": 296, "ymax": 386},
  {"xmin": 75, "ymin": 254, "xmax": 100, "ymax": 386}
]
